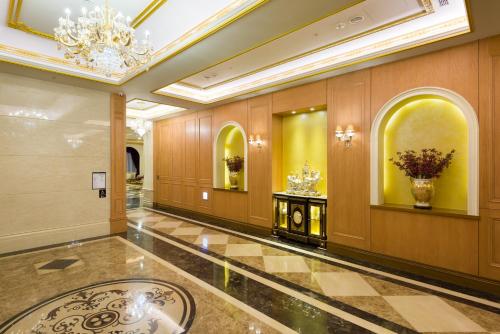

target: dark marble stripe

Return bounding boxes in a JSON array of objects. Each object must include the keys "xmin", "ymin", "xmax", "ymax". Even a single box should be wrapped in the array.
[
  {"xmin": 144, "ymin": 208, "xmax": 500, "ymax": 311},
  {"xmin": 127, "ymin": 223, "xmax": 418, "ymax": 333},
  {"xmin": 123, "ymin": 228, "xmax": 385, "ymax": 334}
]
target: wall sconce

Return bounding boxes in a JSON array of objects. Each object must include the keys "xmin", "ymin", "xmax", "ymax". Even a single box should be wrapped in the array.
[
  {"xmin": 335, "ymin": 125, "xmax": 355, "ymax": 147},
  {"xmin": 249, "ymin": 134, "xmax": 263, "ymax": 148}
]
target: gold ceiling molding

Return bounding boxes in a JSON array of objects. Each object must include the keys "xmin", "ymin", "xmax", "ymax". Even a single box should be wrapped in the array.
[
  {"xmin": 120, "ymin": 0, "xmax": 270, "ymax": 83},
  {"xmin": 131, "ymin": 0, "xmax": 167, "ymax": 28},
  {"xmin": 7, "ymin": 0, "xmax": 167, "ymax": 40},
  {"xmin": 174, "ymin": 0, "xmax": 366, "ymax": 90},
  {"xmin": 154, "ymin": 16, "xmax": 470, "ymax": 104},
  {"xmin": 2, "ymin": 0, "xmax": 267, "ymax": 85},
  {"xmin": 181, "ymin": 1, "xmax": 434, "ymax": 91},
  {"xmin": 0, "ymin": 42, "xmax": 125, "ymax": 81},
  {"xmin": 176, "ymin": 0, "xmax": 434, "ymax": 91}
]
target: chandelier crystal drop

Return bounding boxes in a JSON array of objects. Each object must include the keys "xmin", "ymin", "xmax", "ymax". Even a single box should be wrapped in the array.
[
  {"xmin": 127, "ymin": 118, "xmax": 152, "ymax": 138},
  {"xmin": 54, "ymin": 1, "xmax": 153, "ymax": 77}
]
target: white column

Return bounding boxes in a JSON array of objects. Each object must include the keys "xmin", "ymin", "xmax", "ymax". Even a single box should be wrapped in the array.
[{"xmin": 142, "ymin": 127, "xmax": 154, "ymax": 191}]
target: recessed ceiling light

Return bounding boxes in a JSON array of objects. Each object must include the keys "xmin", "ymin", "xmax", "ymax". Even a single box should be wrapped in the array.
[
  {"xmin": 335, "ymin": 23, "xmax": 346, "ymax": 30},
  {"xmin": 291, "ymin": 111, "xmax": 296, "ymax": 114},
  {"xmin": 349, "ymin": 15, "xmax": 365, "ymax": 24},
  {"xmin": 310, "ymin": 107, "xmax": 315, "ymax": 111}
]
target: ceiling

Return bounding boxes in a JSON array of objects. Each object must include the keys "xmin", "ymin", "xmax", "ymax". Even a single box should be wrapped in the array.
[{"xmin": 1, "ymin": 0, "xmax": 500, "ymax": 111}]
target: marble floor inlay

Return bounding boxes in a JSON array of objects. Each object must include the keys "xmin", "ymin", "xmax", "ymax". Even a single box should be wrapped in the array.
[{"xmin": 0, "ymin": 278, "xmax": 196, "ymax": 334}]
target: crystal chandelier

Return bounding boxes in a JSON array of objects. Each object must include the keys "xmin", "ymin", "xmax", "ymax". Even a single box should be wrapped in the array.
[
  {"xmin": 54, "ymin": 1, "xmax": 153, "ymax": 77},
  {"xmin": 127, "ymin": 118, "xmax": 152, "ymax": 138}
]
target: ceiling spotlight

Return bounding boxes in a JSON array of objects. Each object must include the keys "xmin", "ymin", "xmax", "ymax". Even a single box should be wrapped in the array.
[
  {"xmin": 335, "ymin": 22, "xmax": 346, "ymax": 30},
  {"xmin": 310, "ymin": 107, "xmax": 315, "ymax": 111},
  {"xmin": 349, "ymin": 15, "xmax": 365, "ymax": 24},
  {"xmin": 291, "ymin": 111, "xmax": 297, "ymax": 114}
]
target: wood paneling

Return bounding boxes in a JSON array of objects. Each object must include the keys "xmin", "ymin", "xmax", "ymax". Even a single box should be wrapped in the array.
[
  {"xmin": 478, "ymin": 36, "xmax": 500, "ymax": 280},
  {"xmin": 184, "ymin": 117, "xmax": 197, "ymax": 183},
  {"xmin": 213, "ymin": 190, "xmax": 248, "ymax": 222},
  {"xmin": 272, "ymin": 80, "xmax": 327, "ymax": 114},
  {"xmin": 248, "ymin": 95, "xmax": 273, "ymax": 228},
  {"xmin": 371, "ymin": 42, "xmax": 478, "ymax": 120},
  {"xmin": 327, "ymin": 70, "xmax": 371, "ymax": 249},
  {"xmin": 110, "ymin": 93, "xmax": 127, "ymax": 233},
  {"xmin": 197, "ymin": 111, "xmax": 213, "ymax": 186},
  {"xmin": 371, "ymin": 208, "xmax": 479, "ymax": 275}
]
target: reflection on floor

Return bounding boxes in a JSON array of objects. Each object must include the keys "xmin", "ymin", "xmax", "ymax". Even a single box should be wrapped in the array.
[
  {"xmin": 1, "ymin": 208, "xmax": 499, "ymax": 334},
  {"xmin": 126, "ymin": 183, "xmax": 145, "ymax": 209}
]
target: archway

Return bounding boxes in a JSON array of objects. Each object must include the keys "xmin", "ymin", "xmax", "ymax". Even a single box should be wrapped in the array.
[
  {"xmin": 213, "ymin": 121, "xmax": 248, "ymax": 191},
  {"xmin": 126, "ymin": 146, "xmax": 140, "ymax": 177},
  {"xmin": 370, "ymin": 87, "xmax": 478, "ymax": 215}
]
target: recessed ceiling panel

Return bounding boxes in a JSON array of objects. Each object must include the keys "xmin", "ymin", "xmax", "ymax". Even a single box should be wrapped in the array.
[{"xmin": 155, "ymin": 0, "xmax": 470, "ymax": 103}]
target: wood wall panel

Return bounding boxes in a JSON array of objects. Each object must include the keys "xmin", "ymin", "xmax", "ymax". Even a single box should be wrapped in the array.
[
  {"xmin": 371, "ymin": 208, "xmax": 478, "ymax": 275},
  {"xmin": 110, "ymin": 93, "xmax": 127, "ymax": 233},
  {"xmin": 478, "ymin": 36, "xmax": 500, "ymax": 280},
  {"xmin": 213, "ymin": 190, "xmax": 248, "ymax": 222},
  {"xmin": 197, "ymin": 111, "xmax": 213, "ymax": 186},
  {"xmin": 184, "ymin": 117, "xmax": 197, "ymax": 183},
  {"xmin": 248, "ymin": 95, "xmax": 273, "ymax": 228},
  {"xmin": 272, "ymin": 80, "xmax": 327, "ymax": 114},
  {"xmin": 327, "ymin": 70, "xmax": 371, "ymax": 249},
  {"xmin": 370, "ymin": 42, "xmax": 478, "ymax": 120}
]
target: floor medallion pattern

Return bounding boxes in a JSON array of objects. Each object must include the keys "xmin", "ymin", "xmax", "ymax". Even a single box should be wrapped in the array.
[{"xmin": 0, "ymin": 278, "xmax": 196, "ymax": 334}]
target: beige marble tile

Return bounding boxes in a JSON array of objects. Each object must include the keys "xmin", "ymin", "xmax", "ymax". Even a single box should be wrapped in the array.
[
  {"xmin": 225, "ymin": 244, "xmax": 263, "ymax": 257},
  {"xmin": 170, "ymin": 227, "xmax": 204, "ymax": 236},
  {"xmin": 195, "ymin": 234, "xmax": 229, "ymax": 246},
  {"xmin": 0, "ymin": 190, "xmax": 109, "ymax": 236},
  {"xmin": 263, "ymin": 256, "xmax": 310, "ymax": 273},
  {"xmin": 384, "ymin": 296, "xmax": 485, "ymax": 332},
  {"xmin": 313, "ymin": 272, "xmax": 380, "ymax": 297},
  {"xmin": 446, "ymin": 299, "xmax": 500, "ymax": 332},
  {"xmin": 153, "ymin": 220, "xmax": 183, "ymax": 229}
]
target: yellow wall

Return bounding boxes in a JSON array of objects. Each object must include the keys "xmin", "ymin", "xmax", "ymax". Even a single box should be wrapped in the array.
[
  {"xmin": 219, "ymin": 126, "xmax": 245, "ymax": 189},
  {"xmin": 282, "ymin": 111, "xmax": 327, "ymax": 195},
  {"xmin": 383, "ymin": 97, "xmax": 468, "ymax": 210}
]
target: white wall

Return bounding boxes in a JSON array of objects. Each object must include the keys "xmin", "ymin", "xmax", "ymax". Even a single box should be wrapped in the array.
[
  {"xmin": 0, "ymin": 72, "xmax": 110, "ymax": 253},
  {"xmin": 142, "ymin": 128, "xmax": 154, "ymax": 191}
]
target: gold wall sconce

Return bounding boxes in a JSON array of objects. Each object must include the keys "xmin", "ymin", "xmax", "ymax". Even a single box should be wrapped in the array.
[
  {"xmin": 335, "ymin": 125, "xmax": 355, "ymax": 147},
  {"xmin": 249, "ymin": 134, "xmax": 263, "ymax": 148}
]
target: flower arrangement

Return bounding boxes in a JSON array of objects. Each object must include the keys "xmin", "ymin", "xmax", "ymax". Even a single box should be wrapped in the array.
[
  {"xmin": 224, "ymin": 155, "xmax": 244, "ymax": 173},
  {"xmin": 389, "ymin": 148, "xmax": 455, "ymax": 179}
]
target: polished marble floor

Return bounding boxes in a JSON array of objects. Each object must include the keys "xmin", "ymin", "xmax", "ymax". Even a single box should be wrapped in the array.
[{"xmin": 0, "ymin": 208, "xmax": 498, "ymax": 333}]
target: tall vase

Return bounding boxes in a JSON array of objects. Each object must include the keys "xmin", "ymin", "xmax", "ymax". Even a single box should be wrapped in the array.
[
  {"xmin": 229, "ymin": 171, "xmax": 239, "ymax": 190},
  {"xmin": 410, "ymin": 178, "xmax": 435, "ymax": 209}
]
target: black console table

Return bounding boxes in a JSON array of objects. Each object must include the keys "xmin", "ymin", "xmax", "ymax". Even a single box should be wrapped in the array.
[{"xmin": 272, "ymin": 192, "xmax": 327, "ymax": 248}]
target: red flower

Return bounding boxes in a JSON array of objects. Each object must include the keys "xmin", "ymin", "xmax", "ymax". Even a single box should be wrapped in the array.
[{"xmin": 389, "ymin": 148, "xmax": 455, "ymax": 179}]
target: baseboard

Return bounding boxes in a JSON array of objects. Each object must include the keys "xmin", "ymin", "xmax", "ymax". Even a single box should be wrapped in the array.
[
  {"xmin": 0, "ymin": 221, "xmax": 110, "ymax": 254},
  {"xmin": 153, "ymin": 203, "xmax": 271, "ymax": 237}
]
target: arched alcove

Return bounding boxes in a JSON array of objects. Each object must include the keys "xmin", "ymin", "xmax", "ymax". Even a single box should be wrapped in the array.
[
  {"xmin": 126, "ymin": 146, "xmax": 140, "ymax": 177},
  {"xmin": 370, "ymin": 87, "xmax": 478, "ymax": 215},
  {"xmin": 213, "ymin": 121, "xmax": 248, "ymax": 191}
]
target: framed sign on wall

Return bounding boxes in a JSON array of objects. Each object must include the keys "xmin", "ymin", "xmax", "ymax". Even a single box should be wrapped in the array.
[{"xmin": 92, "ymin": 172, "xmax": 106, "ymax": 190}]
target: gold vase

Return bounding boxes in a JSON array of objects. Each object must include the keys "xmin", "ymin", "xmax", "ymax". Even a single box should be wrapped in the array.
[
  {"xmin": 410, "ymin": 178, "xmax": 434, "ymax": 209},
  {"xmin": 229, "ymin": 171, "xmax": 239, "ymax": 190}
]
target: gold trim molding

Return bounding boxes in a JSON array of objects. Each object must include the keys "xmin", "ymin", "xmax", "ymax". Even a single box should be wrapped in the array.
[
  {"xmin": 1, "ymin": 0, "xmax": 267, "ymax": 85},
  {"xmin": 7, "ymin": 0, "xmax": 167, "ymax": 40},
  {"xmin": 177, "ymin": 0, "xmax": 434, "ymax": 91}
]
